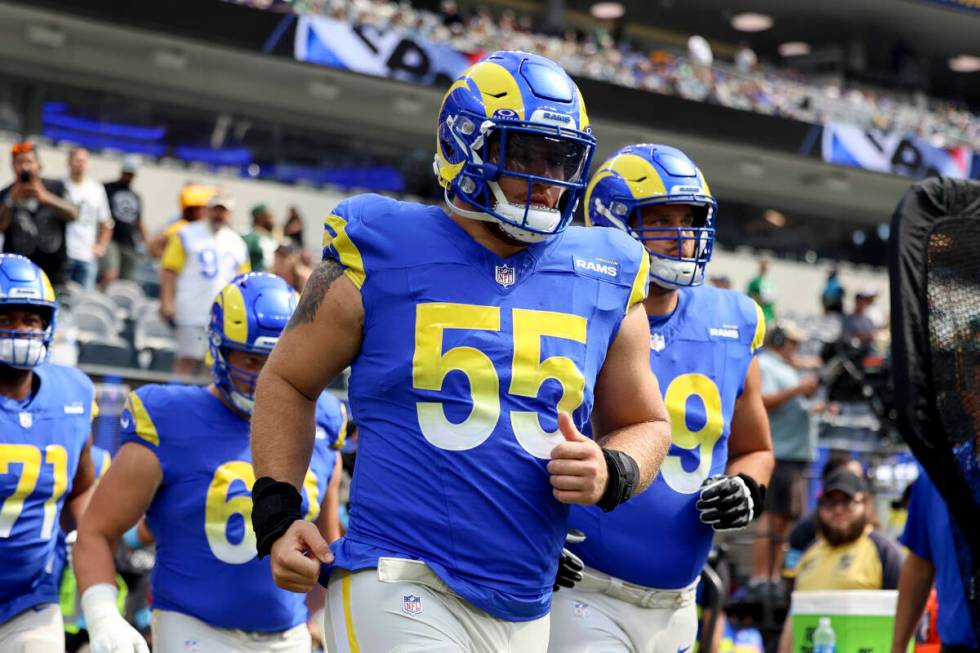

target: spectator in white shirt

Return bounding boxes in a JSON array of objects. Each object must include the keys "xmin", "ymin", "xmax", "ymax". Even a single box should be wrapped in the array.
[{"xmin": 63, "ymin": 148, "xmax": 112, "ymax": 289}]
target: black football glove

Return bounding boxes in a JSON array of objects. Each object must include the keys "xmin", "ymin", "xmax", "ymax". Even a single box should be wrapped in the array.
[
  {"xmin": 554, "ymin": 529, "xmax": 586, "ymax": 592},
  {"xmin": 696, "ymin": 473, "xmax": 766, "ymax": 531}
]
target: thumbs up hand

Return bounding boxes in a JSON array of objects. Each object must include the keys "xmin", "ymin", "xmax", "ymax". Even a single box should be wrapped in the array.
[{"xmin": 547, "ymin": 413, "xmax": 609, "ymax": 506}]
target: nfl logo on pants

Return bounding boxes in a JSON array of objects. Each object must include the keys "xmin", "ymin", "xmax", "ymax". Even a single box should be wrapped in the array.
[{"xmin": 402, "ymin": 594, "xmax": 423, "ymax": 615}]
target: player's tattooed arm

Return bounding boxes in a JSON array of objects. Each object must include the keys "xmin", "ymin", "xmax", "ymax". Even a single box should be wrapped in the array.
[{"xmin": 286, "ymin": 259, "xmax": 345, "ymax": 330}]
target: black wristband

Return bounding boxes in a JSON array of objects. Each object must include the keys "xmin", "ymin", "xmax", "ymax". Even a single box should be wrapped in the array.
[
  {"xmin": 596, "ymin": 448, "xmax": 639, "ymax": 512},
  {"xmin": 251, "ymin": 477, "xmax": 304, "ymax": 558},
  {"xmin": 737, "ymin": 473, "xmax": 767, "ymax": 521}
]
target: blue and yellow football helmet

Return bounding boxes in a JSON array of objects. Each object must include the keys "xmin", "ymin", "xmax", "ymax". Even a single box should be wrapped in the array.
[
  {"xmin": 585, "ymin": 144, "xmax": 717, "ymax": 289},
  {"xmin": 208, "ymin": 273, "xmax": 298, "ymax": 415},
  {"xmin": 0, "ymin": 254, "xmax": 57, "ymax": 369},
  {"xmin": 434, "ymin": 50, "xmax": 596, "ymax": 243}
]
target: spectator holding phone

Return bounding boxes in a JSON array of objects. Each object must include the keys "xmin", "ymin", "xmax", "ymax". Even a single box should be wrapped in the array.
[{"xmin": 0, "ymin": 142, "xmax": 78, "ymax": 287}]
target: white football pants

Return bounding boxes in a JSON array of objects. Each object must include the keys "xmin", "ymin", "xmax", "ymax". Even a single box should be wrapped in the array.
[
  {"xmin": 324, "ymin": 557, "xmax": 550, "ymax": 652},
  {"xmin": 152, "ymin": 609, "xmax": 311, "ymax": 653},
  {"xmin": 548, "ymin": 566, "xmax": 699, "ymax": 653},
  {"xmin": 0, "ymin": 603, "xmax": 64, "ymax": 653}
]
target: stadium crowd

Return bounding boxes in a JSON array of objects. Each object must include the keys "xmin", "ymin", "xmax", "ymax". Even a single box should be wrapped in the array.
[{"xmin": 235, "ymin": 0, "xmax": 980, "ymax": 150}]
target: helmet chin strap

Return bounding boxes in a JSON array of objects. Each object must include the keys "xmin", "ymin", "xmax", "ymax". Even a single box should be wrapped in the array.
[
  {"xmin": 229, "ymin": 390, "xmax": 254, "ymax": 416},
  {"xmin": 445, "ymin": 183, "xmax": 560, "ymax": 245},
  {"xmin": 650, "ymin": 255, "xmax": 703, "ymax": 290}
]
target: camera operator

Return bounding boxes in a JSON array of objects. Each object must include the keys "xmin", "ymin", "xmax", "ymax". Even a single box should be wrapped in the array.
[{"xmin": 0, "ymin": 142, "xmax": 79, "ymax": 287}]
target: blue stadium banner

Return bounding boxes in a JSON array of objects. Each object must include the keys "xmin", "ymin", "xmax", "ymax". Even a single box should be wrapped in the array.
[
  {"xmin": 821, "ymin": 122, "xmax": 977, "ymax": 180},
  {"xmin": 295, "ymin": 16, "xmax": 472, "ymax": 87}
]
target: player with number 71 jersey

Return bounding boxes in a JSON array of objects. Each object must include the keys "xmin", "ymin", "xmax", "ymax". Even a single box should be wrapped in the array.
[
  {"xmin": 0, "ymin": 254, "xmax": 99, "ymax": 651},
  {"xmin": 73, "ymin": 273, "xmax": 344, "ymax": 653}
]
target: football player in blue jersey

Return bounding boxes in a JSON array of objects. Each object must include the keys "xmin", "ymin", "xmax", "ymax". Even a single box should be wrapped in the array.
[
  {"xmin": 0, "ymin": 253, "xmax": 99, "ymax": 651},
  {"xmin": 548, "ymin": 144, "xmax": 775, "ymax": 653},
  {"xmin": 250, "ymin": 51, "xmax": 672, "ymax": 651},
  {"xmin": 74, "ymin": 272, "xmax": 344, "ymax": 653}
]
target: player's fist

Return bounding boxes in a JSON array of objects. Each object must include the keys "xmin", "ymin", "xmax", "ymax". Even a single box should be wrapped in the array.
[
  {"xmin": 270, "ymin": 519, "xmax": 333, "ymax": 593},
  {"xmin": 696, "ymin": 473, "xmax": 765, "ymax": 531},
  {"xmin": 547, "ymin": 412, "xmax": 608, "ymax": 505}
]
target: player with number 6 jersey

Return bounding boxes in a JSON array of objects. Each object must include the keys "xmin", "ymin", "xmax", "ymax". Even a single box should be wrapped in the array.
[
  {"xmin": 551, "ymin": 144, "xmax": 775, "ymax": 653},
  {"xmin": 250, "ymin": 51, "xmax": 672, "ymax": 652},
  {"xmin": 74, "ymin": 273, "xmax": 343, "ymax": 653},
  {"xmin": 0, "ymin": 254, "xmax": 98, "ymax": 651}
]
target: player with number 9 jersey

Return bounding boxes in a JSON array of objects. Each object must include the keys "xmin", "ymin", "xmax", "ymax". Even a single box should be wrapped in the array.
[
  {"xmin": 552, "ymin": 145, "xmax": 774, "ymax": 653},
  {"xmin": 0, "ymin": 254, "xmax": 98, "ymax": 651},
  {"xmin": 74, "ymin": 273, "xmax": 341, "ymax": 653}
]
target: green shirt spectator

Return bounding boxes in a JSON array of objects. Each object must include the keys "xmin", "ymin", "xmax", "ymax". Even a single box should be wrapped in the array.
[
  {"xmin": 243, "ymin": 203, "xmax": 278, "ymax": 272},
  {"xmin": 747, "ymin": 258, "xmax": 777, "ymax": 323}
]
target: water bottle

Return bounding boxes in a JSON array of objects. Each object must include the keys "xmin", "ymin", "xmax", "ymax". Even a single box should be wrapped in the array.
[{"xmin": 813, "ymin": 616, "xmax": 836, "ymax": 653}]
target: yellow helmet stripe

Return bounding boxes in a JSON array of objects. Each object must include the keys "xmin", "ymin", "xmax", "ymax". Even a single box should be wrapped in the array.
[
  {"xmin": 465, "ymin": 61, "xmax": 526, "ymax": 119},
  {"xmin": 219, "ymin": 283, "xmax": 249, "ymax": 345},
  {"xmin": 605, "ymin": 154, "xmax": 668, "ymax": 200},
  {"xmin": 576, "ymin": 86, "xmax": 590, "ymax": 132},
  {"xmin": 39, "ymin": 270, "xmax": 56, "ymax": 302}
]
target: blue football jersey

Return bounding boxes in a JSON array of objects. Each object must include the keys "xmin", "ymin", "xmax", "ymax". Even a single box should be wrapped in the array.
[
  {"xmin": 316, "ymin": 392, "xmax": 349, "ymax": 451},
  {"xmin": 121, "ymin": 384, "xmax": 338, "ymax": 632},
  {"xmin": 320, "ymin": 194, "xmax": 649, "ymax": 621},
  {"xmin": 569, "ymin": 285, "xmax": 765, "ymax": 588},
  {"xmin": 0, "ymin": 364, "xmax": 97, "ymax": 624}
]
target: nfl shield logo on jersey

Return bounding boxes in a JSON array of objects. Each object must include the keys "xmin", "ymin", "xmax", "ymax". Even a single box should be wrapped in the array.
[
  {"xmin": 19, "ymin": 412, "xmax": 32, "ymax": 428},
  {"xmin": 495, "ymin": 264, "xmax": 516, "ymax": 287},
  {"xmin": 650, "ymin": 333, "xmax": 666, "ymax": 352},
  {"xmin": 572, "ymin": 601, "xmax": 590, "ymax": 618},
  {"xmin": 402, "ymin": 594, "xmax": 423, "ymax": 615}
]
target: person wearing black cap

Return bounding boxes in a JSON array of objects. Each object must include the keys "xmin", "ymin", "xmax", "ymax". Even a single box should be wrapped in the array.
[
  {"xmin": 777, "ymin": 469, "xmax": 905, "ymax": 653},
  {"xmin": 102, "ymin": 156, "xmax": 145, "ymax": 284}
]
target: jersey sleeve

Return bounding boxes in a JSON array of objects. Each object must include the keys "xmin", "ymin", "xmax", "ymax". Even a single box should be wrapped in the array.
[
  {"xmin": 783, "ymin": 542, "xmax": 815, "ymax": 580},
  {"xmin": 161, "ymin": 231, "xmax": 186, "ymax": 273},
  {"xmin": 783, "ymin": 513, "xmax": 817, "ymax": 576},
  {"xmin": 321, "ymin": 197, "xmax": 368, "ymax": 290},
  {"xmin": 237, "ymin": 253, "xmax": 251, "ymax": 275},
  {"xmin": 90, "ymin": 446, "xmax": 112, "ymax": 481},
  {"xmin": 750, "ymin": 300, "xmax": 766, "ymax": 354},
  {"xmin": 120, "ymin": 388, "xmax": 162, "ymax": 460},
  {"xmin": 900, "ymin": 474, "xmax": 933, "ymax": 562},
  {"xmin": 626, "ymin": 240, "xmax": 650, "ymax": 312},
  {"xmin": 315, "ymin": 393, "xmax": 350, "ymax": 451},
  {"xmin": 870, "ymin": 530, "xmax": 905, "ymax": 589}
]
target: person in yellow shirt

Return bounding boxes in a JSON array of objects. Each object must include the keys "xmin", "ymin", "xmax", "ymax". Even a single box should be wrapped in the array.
[
  {"xmin": 777, "ymin": 470, "xmax": 904, "ymax": 653},
  {"xmin": 147, "ymin": 184, "xmax": 215, "ymax": 259},
  {"xmin": 159, "ymin": 194, "xmax": 249, "ymax": 376}
]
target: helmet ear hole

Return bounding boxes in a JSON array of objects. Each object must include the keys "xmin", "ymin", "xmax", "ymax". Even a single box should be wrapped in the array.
[{"xmin": 440, "ymin": 135, "xmax": 456, "ymax": 161}]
